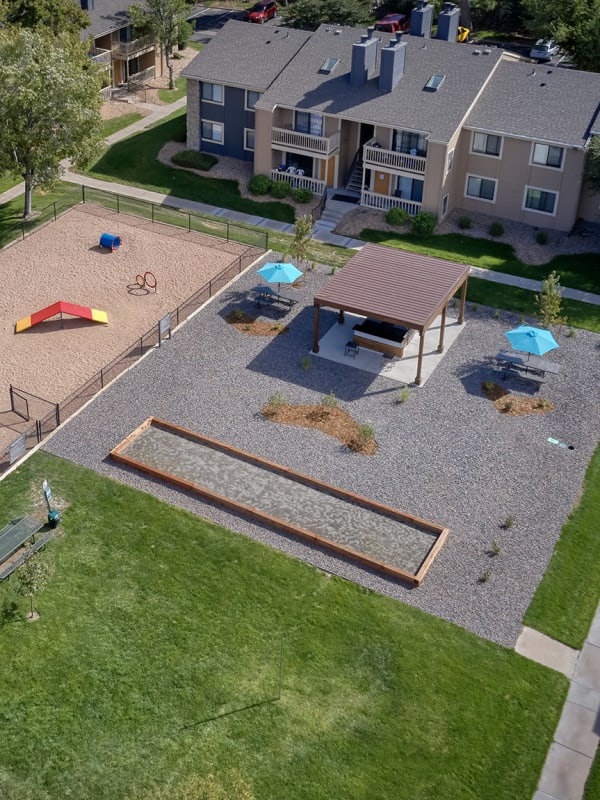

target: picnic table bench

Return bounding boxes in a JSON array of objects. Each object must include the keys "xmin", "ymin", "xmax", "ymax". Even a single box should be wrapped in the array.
[
  {"xmin": 251, "ymin": 285, "xmax": 298, "ymax": 309},
  {"xmin": 495, "ymin": 350, "xmax": 560, "ymax": 385},
  {"xmin": 0, "ymin": 516, "xmax": 52, "ymax": 580}
]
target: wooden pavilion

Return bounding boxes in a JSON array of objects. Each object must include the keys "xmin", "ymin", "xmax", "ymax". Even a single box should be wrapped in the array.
[{"xmin": 312, "ymin": 243, "xmax": 469, "ymax": 385}]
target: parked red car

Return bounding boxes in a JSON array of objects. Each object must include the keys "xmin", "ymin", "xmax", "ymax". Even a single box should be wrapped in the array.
[
  {"xmin": 245, "ymin": 0, "xmax": 278, "ymax": 23},
  {"xmin": 374, "ymin": 13, "xmax": 410, "ymax": 34}
]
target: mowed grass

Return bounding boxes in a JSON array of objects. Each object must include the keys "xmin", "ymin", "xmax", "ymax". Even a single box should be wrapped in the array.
[
  {"xmin": 360, "ymin": 228, "xmax": 600, "ymax": 295},
  {"xmin": 524, "ymin": 441, "xmax": 600, "ymax": 649},
  {"xmin": 86, "ymin": 109, "xmax": 295, "ymax": 223},
  {"xmin": 0, "ymin": 452, "xmax": 567, "ymax": 799},
  {"xmin": 101, "ymin": 112, "xmax": 145, "ymax": 138}
]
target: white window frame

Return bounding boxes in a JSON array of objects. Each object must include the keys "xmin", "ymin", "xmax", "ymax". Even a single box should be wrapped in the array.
[
  {"xmin": 244, "ymin": 128, "xmax": 255, "ymax": 151},
  {"xmin": 530, "ymin": 142, "xmax": 564, "ymax": 170},
  {"xmin": 471, "ymin": 131, "xmax": 502, "ymax": 158},
  {"xmin": 465, "ymin": 174, "xmax": 497, "ymax": 203},
  {"xmin": 441, "ymin": 193, "xmax": 449, "ymax": 217},
  {"xmin": 201, "ymin": 120, "xmax": 224, "ymax": 144},
  {"xmin": 446, "ymin": 148, "xmax": 454, "ymax": 174},
  {"xmin": 201, "ymin": 82, "xmax": 224, "ymax": 104},
  {"xmin": 522, "ymin": 185, "xmax": 557, "ymax": 216},
  {"xmin": 245, "ymin": 90, "xmax": 261, "ymax": 111}
]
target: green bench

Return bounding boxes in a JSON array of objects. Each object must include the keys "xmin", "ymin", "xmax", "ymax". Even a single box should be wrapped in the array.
[{"xmin": 0, "ymin": 516, "xmax": 52, "ymax": 581}]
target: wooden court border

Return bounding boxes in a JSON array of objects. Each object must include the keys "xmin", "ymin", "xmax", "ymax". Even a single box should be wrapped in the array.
[{"xmin": 110, "ymin": 417, "xmax": 449, "ymax": 586}]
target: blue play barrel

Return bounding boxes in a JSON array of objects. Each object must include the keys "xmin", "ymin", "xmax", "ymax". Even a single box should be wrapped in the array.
[{"xmin": 99, "ymin": 233, "xmax": 122, "ymax": 250}]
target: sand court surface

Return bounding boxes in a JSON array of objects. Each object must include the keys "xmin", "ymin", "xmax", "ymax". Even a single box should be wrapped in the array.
[{"xmin": 0, "ymin": 204, "xmax": 259, "ymax": 452}]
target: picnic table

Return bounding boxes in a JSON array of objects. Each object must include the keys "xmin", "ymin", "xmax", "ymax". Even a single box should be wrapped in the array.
[
  {"xmin": 0, "ymin": 516, "xmax": 52, "ymax": 580},
  {"xmin": 251, "ymin": 285, "xmax": 298, "ymax": 309},
  {"xmin": 495, "ymin": 350, "xmax": 560, "ymax": 384}
]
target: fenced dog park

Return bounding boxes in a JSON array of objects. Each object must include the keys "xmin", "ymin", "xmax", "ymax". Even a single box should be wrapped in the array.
[{"xmin": 0, "ymin": 197, "xmax": 266, "ymax": 473}]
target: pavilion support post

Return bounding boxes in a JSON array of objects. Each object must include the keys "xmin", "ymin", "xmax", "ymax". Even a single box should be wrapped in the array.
[
  {"xmin": 458, "ymin": 279, "xmax": 468, "ymax": 324},
  {"xmin": 337, "ymin": 309, "xmax": 345, "ymax": 324},
  {"xmin": 415, "ymin": 331, "xmax": 425, "ymax": 385},
  {"xmin": 437, "ymin": 306, "xmax": 446, "ymax": 353},
  {"xmin": 312, "ymin": 303, "xmax": 321, "ymax": 353}
]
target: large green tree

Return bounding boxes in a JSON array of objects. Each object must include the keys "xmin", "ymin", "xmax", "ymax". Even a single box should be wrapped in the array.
[
  {"xmin": 522, "ymin": 0, "xmax": 600, "ymax": 71},
  {"xmin": 128, "ymin": 0, "xmax": 191, "ymax": 90},
  {"xmin": 584, "ymin": 136, "xmax": 600, "ymax": 194},
  {"xmin": 2, "ymin": 0, "xmax": 89, "ymax": 35},
  {"xmin": 0, "ymin": 29, "xmax": 102, "ymax": 218},
  {"xmin": 281, "ymin": 0, "xmax": 369, "ymax": 30}
]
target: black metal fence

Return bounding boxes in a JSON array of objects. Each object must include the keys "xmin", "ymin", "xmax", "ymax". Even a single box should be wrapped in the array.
[{"xmin": 0, "ymin": 191, "xmax": 267, "ymax": 477}]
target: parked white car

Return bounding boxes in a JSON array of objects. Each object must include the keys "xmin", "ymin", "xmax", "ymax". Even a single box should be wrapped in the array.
[{"xmin": 530, "ymin": 39, "xmax": 560, "ymax": 61}]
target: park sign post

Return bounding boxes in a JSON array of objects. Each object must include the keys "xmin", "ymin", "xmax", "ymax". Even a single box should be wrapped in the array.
[{"xmin": 42, "ymin": 479, "xmax": 61, "ymax": 528}]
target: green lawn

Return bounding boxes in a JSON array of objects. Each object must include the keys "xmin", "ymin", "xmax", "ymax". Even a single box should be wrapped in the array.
[
  {"xmin": 101, "ymin": 112, "xmax": 145, "ymax": 138},
  {"xmin": 0, "ymin": 183, "xmax": 84, "ymax": 248},
  {"xmin": 0, "ymin": 173, "xmax": 21, "ymax": 194},
  {"xmin": 360, "ymin": 229, "xmax": 600, "ymax": 295},
  {"xmin": 158, "ymin": 76, "xmax": 187, "ymax": 103},
  {"xmin": 584, "ymin": 748, "xmax": 600, "ymax": 799},
  {"xmin": 524, "ymin": 441, "xmax": 600, "ymax": 649},
  {"xmin": 85, "ymin": 110, "xmax": 296, "ymax": 223},
  {"xmin": 0, "ymin": 451, "xmax": 567, "ymax": 800}
]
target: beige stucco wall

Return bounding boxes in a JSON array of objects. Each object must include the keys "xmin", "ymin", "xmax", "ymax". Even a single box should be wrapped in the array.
[
  {"xmin": 253, "ymin": 107, "xmax": 274, "ymax": 176},
  {"xmin": 577, "ymin": 181, "xmax": 600, "ymax": 223},
  {"xmin": 455, "ymin": 131, "xmax": 585, "ymax": 231},
  {"xmin": 420, "ymin": 141, "xmax": 446, "ymax": 216}
]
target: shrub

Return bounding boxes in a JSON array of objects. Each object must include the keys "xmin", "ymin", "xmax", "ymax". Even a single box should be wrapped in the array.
[
  {"xmin": 300, "ymin": 355, "xmax": 311, "ymax": 371},
  {"xmin": 386, "ymin": 206, "xmax": 409, "ymax": 226},
  {"xmin": 502, "ymin": 515, "xmax": 515, "ymax": 530},
  {"xmin": 232, "ymin": 308, "xmax": 245, "ymax": 321},
  {"xmin": 357, "ymin": 422, "xmax": 375, "ymax": 440},
  {"xmin": 410, "ymin": 211, "xmax": 437, "ymax": 237},
  {"xmin": 491, "ymin": 541, "xmax": 501, "ymax": 556},
  {"xmin": 458, "ymin": 215, "xmax": 472, "ymax": 229},
  {"xmin": 394, "ymin": 386, "xmax": 410, "ymax": 404},
  {"xmin": 536, "ymin": 230, "xmax": 549, "ymax": 245},
  {"xmin": 321, "ymin": 391, "xmax": 338, "ymax": 407},
  {"xmin": 489, "ymin": 221, "xmax": 504, "ymax": 237},
  {"xmin": 268, "ymin": 392, "xmax": 287, "ymax": 409},
  {"xmin": 293, "ymin": 187, "xmax": 313, "ymax": 203},
  {"xmin": 248, "ymin": 174, "xmax": 272, "ymax": 195},
  {"xmin": 171, "ymin": 150, "xmax": 217, "ymax": 171},
  {"xmin": 270, "ymin": 180, "xmax": 292, "ymax": 198}
]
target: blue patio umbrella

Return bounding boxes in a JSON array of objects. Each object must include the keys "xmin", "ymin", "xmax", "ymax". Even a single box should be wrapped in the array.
[
  {"xmin": 504, "ymin": 325, "xmax": 558, "ymax": 357},
  {"xmin": 257, "ymin": 262, "xmax": 303, "ymax": 292}
]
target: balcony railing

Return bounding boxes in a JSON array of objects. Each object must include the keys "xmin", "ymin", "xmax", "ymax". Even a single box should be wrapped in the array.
[
  {"xmin": 90, "ymin": 48, "xmax": 112, "ymax": 66},
  {"xmin": 270, "ymin": 170, "xmax": 327, "ymax": 196},
  {"xmin": 361, "ymin": 190, "xmax": 421, "ymax": 216},
  {"xmin": 363, "ymin": 144, "xmax": 426, "ymax": 174},
  {"xmin": 128, "ymin": 66, "xmax": 155, "ymax": 84},
  {"xmin": 272, "ymin": 127, "xmax": 340, "ymax": 156},
  {"xmin": 112, "ymin": 35, "xmax": 156, "ymax": 58}
]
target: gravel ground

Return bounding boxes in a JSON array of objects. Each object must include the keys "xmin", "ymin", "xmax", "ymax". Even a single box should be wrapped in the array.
[{"xmin": 43, "ymin": 259, "xmax": 600, "ymax": 648}]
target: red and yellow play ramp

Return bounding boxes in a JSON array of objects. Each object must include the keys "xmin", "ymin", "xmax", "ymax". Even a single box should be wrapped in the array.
[{"xmin": 15, "ymin": 301, "xmax": 108, "ymax": 333}]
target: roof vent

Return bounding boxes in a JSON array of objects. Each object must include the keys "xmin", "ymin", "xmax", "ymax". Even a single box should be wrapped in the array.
[
  {"xmin": 483, "ymin": 48, "xmax": 491, "ymax": 55},
  {"xmin": 472, "ymin": 49, "xmax": 481, "ymax": 55},
  {"xmin": 334, "ymin": 29, "xmax": 342, "ymax": 35}
]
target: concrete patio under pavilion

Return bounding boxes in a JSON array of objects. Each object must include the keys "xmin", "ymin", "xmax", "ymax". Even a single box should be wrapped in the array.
[{"xmin": 312, "ymin": 243, "xmax": 469, "ymax": 385}]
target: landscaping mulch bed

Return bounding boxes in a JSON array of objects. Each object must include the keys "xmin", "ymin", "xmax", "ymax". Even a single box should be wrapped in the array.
[
  {"xmin": 482, "ymin": 382, "xmax": 555, "ymax": 415},
  {"xmin": 226, "ymin": 311, "xmax": 289, "ymax": 336}
]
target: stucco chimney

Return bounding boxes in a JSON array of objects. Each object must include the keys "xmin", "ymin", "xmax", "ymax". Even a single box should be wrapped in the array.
[
  {"xmin": 437, "ymin": 2, "xmax": 460, "ymax": 42},
  {"xmin": 350, "ymin": 31, "xmax": 378, "ymax": 87},
  {"xmin": 409, "ymin": 0, "xmax": 433, "ymax": 38},
  {"xmin": 379, "ymin": 35, "xmax": 407, "ymax": 93}
]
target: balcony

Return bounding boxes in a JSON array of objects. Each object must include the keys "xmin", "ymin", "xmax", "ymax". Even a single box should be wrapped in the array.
[
  {"xmin": 363, "ymin": 143, "xmax": 426, "ymax": 174},
  {"xmin": 89, "ymin": 48, "xmax": 112, "ymax": 66},
  {"xmin": 112, "ymin": 35, "xmax": 156, "ymax": 59},
  {"xmin": 272, "ymin": 127, "xmax": 340, "ymax": 157},
  {"xmin": 270, "ymin": 170, "xmax": 327, "ymax": 196},
  {"xmin": 361, "ymin": 190, "xmax": 421, "ymax": 216}
]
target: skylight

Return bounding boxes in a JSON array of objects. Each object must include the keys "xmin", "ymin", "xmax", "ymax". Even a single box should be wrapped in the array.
[
  {"xmin": 320, "ymin": 57, "xmax": 339, "ymax": 74},
  {"xmin": 424, "ymin": 74, "xmax": 445, "ymax": 91}
]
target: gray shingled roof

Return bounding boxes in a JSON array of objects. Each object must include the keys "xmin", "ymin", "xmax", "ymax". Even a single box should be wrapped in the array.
[
  {"xmin": 465, "ymin": 59, "xmax": 600, "ymax": 148},
  {"xmin": 259, "ymin": 25, "xmax": 504, "ymax": 143},
  {"xmin": 80, "ymin": 0, "xmax": 132, "ymax": 40},
  {"xmin": 181, "ymin": 21, "xmax": 311, "ymax": 93}
]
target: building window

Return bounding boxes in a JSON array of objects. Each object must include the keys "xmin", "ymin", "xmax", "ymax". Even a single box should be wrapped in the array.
[
  {"xmin": 246, "ymin": 90, "xmax": 261, "ymax": 110},
  {"xmin": 441, "ymin": 194, "xmax": 449, "ymax": 216},
  {"xmin": 393, "ymin": 130, "xmax": 427, "ymax": 157},
  {"xmin": 295, "ymin": 111, "xmax": 323, "ymax": 137},
  {"xmin": 201, "ymin": 121, "xmax": 223, "ymax": 143},
  {"xmin": 447, "ymin": 149, "xmax": 454, "ymax": 173},
  {"xmin": 395, "ymin": 176, "xmax": 423, "ymax": 202},
  {"xmin": 472, "ymin": 132, "xmax": 501, "ymax": 157},
  {"xmin": 524, "ymin": 187, "xmax": 557, "ymax": 214},
  {"xmin": 465, "ymin": 175, "xmax": 496, "ymax": 201},
  {"xmin": 201, "ymin": 82, "xmax": 223, "ymax": 103},
  {"xmin": 532, "ymin": 143, "xmax": 563, "ymax": 169},
  {"xmin": 244, "ymin": 129, "xmax": 255, "ymax": 151}
]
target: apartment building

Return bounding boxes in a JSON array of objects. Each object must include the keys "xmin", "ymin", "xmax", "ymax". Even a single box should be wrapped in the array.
[{"xmin": 182, "ymin": 3, "xmax": 600, "ymax": 231}]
